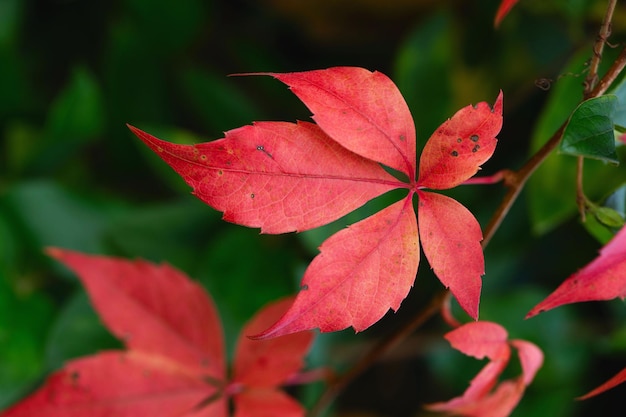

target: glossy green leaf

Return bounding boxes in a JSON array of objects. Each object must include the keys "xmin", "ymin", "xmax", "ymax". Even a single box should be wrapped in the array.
[
  {"xmin": 559, "ymin": 95, "xmax": 619, "ymax": 164},
  {"xmin": 607, "ymin": 74, "xmax": 626, "ymax": 130}
]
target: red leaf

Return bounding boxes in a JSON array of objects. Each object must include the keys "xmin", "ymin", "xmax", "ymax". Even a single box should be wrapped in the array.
[
  {"xmin": 132, "ymin": 68, "xmax": 504, "ymax": 336},
  {"xmin": 3, "ymin": 251, "xmax": 314, "ymax": 417},
  {"xmin": 578, "ymin": 366, "xmax": 626, "ymax": 400},
  {"xmin": 417, "ymin": 91, "xmax": 503, "ymax": 190},
  {"xmin": 232, "ymin": 298, "xmax": 314, "ymax": 387},
  {"xmin": 46, "ymin": 248, "xmax": 225, "ymax": 379},
  {"xmin": 427, "ymin": 322, "xmax": 543, "ymax": 417},
  {"xmin": 254, "ymin": 198, "xmax": 419, "ymax": 337},
  {"xmin": 256, "ymin": 67, "xmax": 416, "ymax": 177},
  {"xmin": 1, "ymin": 351, "xmax": 227, "ymax": 417},
  {"xmin": 417, "ymin": 191, "xmax": 484, "ymax": 319},
  {"xmin": 129, "ymin": 122, "xmax": 400, "ymax": 233},
  {"xmin": 494, "ymin": 0, "xmax": 520, "ymax": 28},
  {"xmin": 526, "ymin": 226, "xmax": 626, "ymax": 318}
]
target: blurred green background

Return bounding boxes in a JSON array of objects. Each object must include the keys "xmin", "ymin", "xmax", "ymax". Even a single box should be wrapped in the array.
[{"xmin": 2, "ymin": 0, "xmax": 626, "ymax": 416}]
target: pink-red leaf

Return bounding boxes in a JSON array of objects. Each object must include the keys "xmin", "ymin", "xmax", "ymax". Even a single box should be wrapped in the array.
[
  {"xmin": 232, "ymin": 298, "xmax": 313, "ymax": 387},
  {"xmin": 417, "ymin": 191, "xmax": 484, "ymax": 319},
  {"xmin": 47, "ymin": 248, "xmax": 225, "ymax": 379},
  {"xmin": 527, "ymin": 226, "xmax": 626, "ymax": 318},
  {"xmin": 427, "ymin": 322, "xmax": 543, "ymax": 417},
  {"xmin": 1, "ymin": 351, "xmax": 226, "ymax": 417},
  {"xmin": 254, "ymin": 198, "xmax": 419, "ymax": 338},
  {"xmin": 257, "ymin": 67, "xmax": 416, "ymax": 177},
  {"xmin": 130, "ymin": 122, "xmax": 400, "ymax": 234},
  {"xmin": 417, "ymin": 91, "xmax": 503, "ymax": 190},
  {"xmin": 495, "ymin": 0, "xmax": 520, "ymax": 27},
  {"xmin": 578, "ymin": 366, "xmax": 626, "ymax": 400}
]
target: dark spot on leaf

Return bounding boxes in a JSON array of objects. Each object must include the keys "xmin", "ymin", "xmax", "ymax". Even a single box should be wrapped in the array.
[
  {"xmin": 400, "ymin": 134, "xmax": 406, "ymax": 142},
  {"xmin": 256, "ymin": 145, "xmax": 265, "ymax": 151},
  {"xmin": 470, "ymin": 135, "xmax": 479, "ymax": 142},
  {"xmin": 200, "ymin": 154, "xmax": 207, "ymax": 161},
  {"xmin": 69, "ymin": 371, "xmax": 80, "ymax": 384},
  {"xmin": 450, "ymin": 150, "xmax": 459, "ymax": 157},
  {"xmin": 457, "ymin": 138, "xmax": 462, "ymax": 143},
  {"xmin": 301, "ymin": 284, "xmax": 309, "ymax": 291},
  {"xmin": 217, "ymin": 169, "xmax": 223, "ymax": 176},
  {"xmin": 157, "ymin": 146, "xmax": 163, "ymax": 152},
  {"xmin": 250, "ymin": 193, "xmax": 255, "ymax": 199},
  {"xmin": 472, "ymin": 145, "xmax": 480, "ymax": 152}
]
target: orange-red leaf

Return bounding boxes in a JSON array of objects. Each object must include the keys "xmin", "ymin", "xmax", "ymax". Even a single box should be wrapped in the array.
[
  {"xmin": 418, "ymin": 91, "xmax": 503, "ymax": 190},
  {"xmin": 0, "ymin": 351, "xmax": 227, "ymax": 417},
  {"xmin": 526, "ymin": 226, "xmax": 626, "ymax": 318},
  {"xmin": 233, "ymin": 298, "xmax": 313, "ymax": 387},
  {"xmin": 46, "ymin": 248, "xmax": 225, "ymax": 379},
  {"xmin": 254, "ymin": 198, "xmax": 419, "ymax": 338},
  {"xmin": 129, "ymin": 122, "xmax": 400, "ymax": 234},
  {"xmin": 578, "ymin": 366, "xmax": 626, "ymax": 400},
  {"xmin": 258, "ymin": 67, "xmax": 416, "ymax": 177},
  {"xmin": 417, "ymin": 191, "xmax": 484, "ymax": 319}
]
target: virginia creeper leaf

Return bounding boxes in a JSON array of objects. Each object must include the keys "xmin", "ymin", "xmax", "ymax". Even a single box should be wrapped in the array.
[
  {"xmin": 559, "ymin": 95, "xmax": 619, "ymax": 164},
  {"xmin": 427, "ymin": 322, "xmax": 543, "ymax": 417},
  {"xmin": 578, "ymin": 366, "xmax": 626, "ymax": 400},
  {"xmin": 527, "ymin": 225, "xmax": 626, "ymax": 318},
  {"xmin": 417, "ymin": 91, "xmax": 503, "ymax": 190},
  {"xmin": 130, "ymin": 122, "xmax": 400, "ymax": 234},
  {"xmin": 494, "ymin": 0, "xmax": 519, "ymax": 27},
  {"xmin": 417, "ymin": 191, "xmax": 484, "ymax": 319},
  {"xmin": 131, "ymin": 67, "xmax": 504, "ymax": 335},
  {"xmin": 2, "ymin": 250, "xmax": 314, "ymax": 417},
  {"xmin": 254, "ymin": 67, "xmax": 417, "ymax": 177},
  {"xmin": 255, "ymin": 199, "xmax": 418, "ymax": 338}
]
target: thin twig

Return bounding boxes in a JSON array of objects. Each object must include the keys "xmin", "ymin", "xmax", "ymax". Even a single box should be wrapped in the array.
[
  {"xmin": 308, "ymin": 290, "xmax": 447, "ymax": 417},
  {"xmin": 583, "ymin": 0, "xmax": 617, "ymax": 99}
]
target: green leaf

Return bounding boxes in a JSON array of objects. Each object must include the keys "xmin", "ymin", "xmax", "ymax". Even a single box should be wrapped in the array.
[
  {"xmin": 559, "ymin": 95, "xmax": 619, "ymax": 164},
  {"xmin": 607, "ymin": 73, "xmax": 626, "ymax": 130}
]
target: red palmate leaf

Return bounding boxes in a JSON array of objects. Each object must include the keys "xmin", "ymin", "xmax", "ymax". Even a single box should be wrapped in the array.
[
  {"xmin": 426, "ymin": 322, "xmax": 543, "ymax": 417},
  {"xmin": 131, "ymin": 67, "xmax": 504, "ymax": 335},
  {"xmin": 526, "ymin": 225, "xmax": 626, "ymax": 318},
  {"xmin": 1, "ymin": 250, "xmax": 314, "ymax": 417}
]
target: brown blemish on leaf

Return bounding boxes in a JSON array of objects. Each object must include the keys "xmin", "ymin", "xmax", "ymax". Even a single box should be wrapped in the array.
[
  {"xmin": 472, "ymin": 145, "xmax": 480, "ymax": 153},
  {"xmin": 450, "ymin": 150, "xmax": 459, "ymax": 157},
  {"xmin": 470, "ymin": 134, "xmax": 479, "ymax": 142},
  {"xmin": 457, "ymin": 138, "xmax": 462, "ymax": 143},
  {"xmin": 200, "ymin": 154, "xmax": 207, "ymax": 161}
]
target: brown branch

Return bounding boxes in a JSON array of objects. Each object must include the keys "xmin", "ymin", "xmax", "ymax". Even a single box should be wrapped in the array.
[{"xmin": 584, "ymin": 0, "xmax": 617, "ymax": 98}]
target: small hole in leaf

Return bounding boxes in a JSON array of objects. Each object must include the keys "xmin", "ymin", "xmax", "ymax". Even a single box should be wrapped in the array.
[
  {"xmin": 450, "ymin": 150, "xmax": 459, "ymax": 157},
  {"xmin": 457, "ymin": 138, "xmax": 462, "ymax": 143},
  {"xmin": 470, "ymin": 134, "xmax": 479, "ymax": 142},
  {"xmin": 250, "ymin": 193, "xmax": 255, "ymax": 199},
  {"xmin": 472, "ymin": 145, "xmax": 480, "ymax": 152},
  {"xmin": 256, "ymin": 145, "xmax": 264, "ymax": 151},
  {"xmin": 200, "ymin": 155, "xmax": 207, "ymax": 161}
]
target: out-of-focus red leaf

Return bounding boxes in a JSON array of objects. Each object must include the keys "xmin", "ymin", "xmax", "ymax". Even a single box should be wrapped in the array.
[
  {"xmin": 129, "ymin": 122, "xmax": 400, "ymax": 234},
  {"xmin": 426, "ymin": 321, "xmax": 543, "ymax": 417},
  {"xmin": 417, "ymin": 192, "xmax": 484, "ymax": 320},
  {"xmin": 0, "ymin": 351, "xmax": 227, "ymax": 417},
  {"xmin": 494, "ymin": 0, "xmax": 520, "ymax": 27},
  {"xmin": 578, "ymin": 366, "xmax": 626, "ymax": 400},
  {"xmin": 256, "ymin": 67, "xmax": 416, "ymax": 177},
  {"xmin": 3, "ymin": 251, "xmax": 314, "ymax": 417},
  {"xmin": 233, "ymin": 389, "xmax": 304, "ymax": 417},
  {"xmin": 254, "ymin": 198, "xmax": 418, "ymax": 338},
  {"xmin": 46, "ymin": 248, "xmax": 225, "ymax": 379},
  {"xmin": 232, "ymin": 298, "xmax": 314, "ymax": 387},
  {"xmin": 527, "ymin": 226, "xmax": 626, "ymax": 318},
  {"xmin": 417, "ymin": 91, "xmax": 503, "ymax": 190}
]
